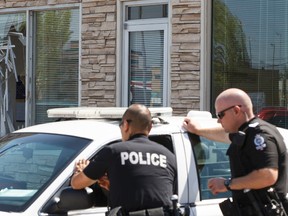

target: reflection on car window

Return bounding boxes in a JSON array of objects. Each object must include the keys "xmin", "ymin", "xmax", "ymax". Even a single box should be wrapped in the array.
[
  {"xmin": 189, "ymin": 133, "xmax": 231, "ymax": 200},
  {"xmin": 0, "ymin": 133, "xmax": 91, "ymax": 212}
]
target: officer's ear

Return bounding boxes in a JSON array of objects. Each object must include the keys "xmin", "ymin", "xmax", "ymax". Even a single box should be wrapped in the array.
[
  {"xmin": 147, "ymin": 122, "xmax": 152, "ymax": 133},
  {"xmin": 122, "ymin": 119, "xmax": 131, "ymax": 132},
  {"xmin": 234, "ymin": 105, "xmax": 242, "ymax": 115}
]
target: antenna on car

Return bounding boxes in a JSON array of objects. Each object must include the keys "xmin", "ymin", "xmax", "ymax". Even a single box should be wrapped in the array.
[{"xmin": 47, "ymin": 107, "xmax": 173, "ymax": 119}]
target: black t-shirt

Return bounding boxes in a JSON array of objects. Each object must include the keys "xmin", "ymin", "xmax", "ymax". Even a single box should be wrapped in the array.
[
  {"xmin": 227, "ymin": 118, "xmax": 288, "ymax": 205},
  {"xmin": 83, "ymin": 134, "xmax": 177, "ymax": 212}
]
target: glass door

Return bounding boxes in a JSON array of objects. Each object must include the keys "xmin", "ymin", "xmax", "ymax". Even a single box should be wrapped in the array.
[{"xmin": 123, "ymin": 23, "xmax": 168, "ymax": 107}]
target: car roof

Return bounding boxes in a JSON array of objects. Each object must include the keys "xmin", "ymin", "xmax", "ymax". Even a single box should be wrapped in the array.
[
  {"xmin": 14, "ymin": 116, "xmax": 188, "ymax": 138},
  {"xmin": 13, "ymin": 108, "xmax": 219, "ymax": 142},
  {"xmin": 15, "ymin": 120, "xmax": 122, "ymax": 141}
]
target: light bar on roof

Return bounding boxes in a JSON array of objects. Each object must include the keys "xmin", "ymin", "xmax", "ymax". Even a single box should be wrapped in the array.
[{"xmin": 47, "ymin": 107, "xmax": 173, "ymax": 119}]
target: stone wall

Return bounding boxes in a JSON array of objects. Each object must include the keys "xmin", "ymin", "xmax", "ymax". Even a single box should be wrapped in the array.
[
  {"xmin": 171, "ymin": 0, "xmax": 201, "ymax": 115},
  {"xmin": 0, "ymin": 0, "xmax": 80, "ymax": 8},
  {"xmin": 81, "ymin": 0, "xmax": 117, "ymax": 107}
]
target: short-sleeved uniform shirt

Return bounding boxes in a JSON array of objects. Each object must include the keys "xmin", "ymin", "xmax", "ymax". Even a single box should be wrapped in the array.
[
  {"xmin": 83, "ymin": 134, "xmax": 177, "ymax": 212},
  {"xmin": 227, "ymin": 117, "xmax": 287, "ymax": 205}
]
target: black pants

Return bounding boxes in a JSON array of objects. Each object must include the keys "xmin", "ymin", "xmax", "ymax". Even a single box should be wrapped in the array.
[
  {"xmin": 123, "ymin": 208, "xmax": 166, "ymax": 216},
  {"xmin": 281, "ymin": 199, "xmax": 288, "ymax": 215},
  {"xmin": 219, "ymin": 198, "xmax": 262, "ymax": 216},
  {"xmin": 238, "ymin": 201, "xmax": 288, "ymax": 216}
]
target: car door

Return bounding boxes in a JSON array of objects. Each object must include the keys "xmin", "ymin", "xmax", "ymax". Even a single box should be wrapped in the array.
[
  {"xmin": 41, "ymin": 134, "xmax": 181, "ymax": 216},
  {"xmin": 67, "ymin": 133, "xmax": 187, "ymax": 216},
  {"xmin": 39, "ymin": 138, "xmax": 121, "ymax": 216},
  {"xmin": 149, "ymin": 133, "xmax": 189, "ymax": 207},
  {"xmin": 183, "ymin": 132, "xmax": 231, "ymax": 216}
]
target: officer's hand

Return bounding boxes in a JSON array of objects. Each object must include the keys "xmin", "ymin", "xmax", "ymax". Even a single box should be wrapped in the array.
[
  {"xmin": 183, "ymin": 117, "xmax": 200, "ymax": 134},
  {"xmin": 208, "ymin": 177, "xmax": 227, "ymax": 195},
  {"xmin": 97, "ymin": 174, "xmax": 110, "ymax": 191},
  {"xmin": 74, "ymin": 159, "xmax": 90, "ymax": 174}
]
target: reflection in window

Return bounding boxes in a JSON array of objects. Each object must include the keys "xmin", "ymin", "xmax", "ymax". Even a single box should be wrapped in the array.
[
  {"xmin": 127, "ymin": 4, "xmax": 168, "ymax": 20},
  {"xmin": 0, "ymin": 132, "xmax": 90, "ymax": 212},
  {"xmin": 0, "ymin": 13, "xmax": 26, "ymax": 135},
  {"xmin": 129, "ymin": 30, "xmax": 164, "ymax": 107},
  {"xmin": 212, "ymin": 0, "xmax": 288, "ymax": 128},
  {"xmin": 35, "ymin": 9, "xmax": 79, "ymax": 124},
  {"xmin": 189, "ymin": 133, "xmax": 231, "ymax": 200}
]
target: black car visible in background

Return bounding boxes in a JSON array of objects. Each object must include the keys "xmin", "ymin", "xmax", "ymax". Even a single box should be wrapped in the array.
[{"xmin": 257, "ymin": 107, "xmax": 288, "ymax": 129}]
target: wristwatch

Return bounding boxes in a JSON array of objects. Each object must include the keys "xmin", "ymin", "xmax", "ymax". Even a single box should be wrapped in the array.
[{"xmin": 224, "ymin": 178, "xmax": 232, "ymax": 191}]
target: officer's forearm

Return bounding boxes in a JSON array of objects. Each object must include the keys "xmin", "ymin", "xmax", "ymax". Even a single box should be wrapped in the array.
[
  {"xmin": 198, "ymin": 127, "xmax": 230, "ymax": 144},
  {"xmin": 229, "ymin": 168, "xmax": 278, "ymax": 190},
  {"xmin": 183, "ymin": 118, "xmax": 230, "ymax": 143},
  {"xmin": 71, "ymin": 172, "xmax": 96, "ymax": 190}
]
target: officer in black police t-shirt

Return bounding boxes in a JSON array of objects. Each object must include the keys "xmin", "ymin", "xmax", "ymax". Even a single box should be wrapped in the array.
[
  {"xmin": 227, "ymin": 118, "xmax": 288, "ymax": 215},
  {"xmin": 71, "ymin": 104, "xmax": 177, "ymax": 214}
]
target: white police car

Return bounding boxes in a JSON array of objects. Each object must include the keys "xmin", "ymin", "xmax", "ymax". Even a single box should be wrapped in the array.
[{"xmin": 0, "ymin": 107, "xmax": 286, "ymax": 216}]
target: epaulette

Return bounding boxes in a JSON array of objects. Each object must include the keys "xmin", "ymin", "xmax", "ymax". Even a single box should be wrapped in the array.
[
  {"xmin": 241, "ymin": 121, "xmax": 259, "ymax": 132},
  {"xmin": 248, "ymin": 122, "xmax": 259, "ymax": 128}
]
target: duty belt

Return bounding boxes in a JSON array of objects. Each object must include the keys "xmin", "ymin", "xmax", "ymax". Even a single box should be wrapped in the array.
[{"xmin": 107, "ymin": 206, "xmax": 173, "ymax": 216}]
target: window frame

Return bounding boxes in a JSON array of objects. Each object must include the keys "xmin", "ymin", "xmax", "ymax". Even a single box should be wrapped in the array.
[
  {"xmin": 201, "ymin": 1, "xmax": 212, "ymax": 111},
  {"xmin": 121, "ymin": 0, "xmax": 169, "ymax": 107}
]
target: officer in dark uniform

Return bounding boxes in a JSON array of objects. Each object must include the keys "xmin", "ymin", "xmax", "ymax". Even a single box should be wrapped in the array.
[
  {"xmin": 183, "ymin": 88, "xmax": 288, "ymax": 216},
  {"xmin": 71, "ymin": 104, "xmax": 177, "ymax": 215},
  {"xmin": 227, "ymin": 117, "xmax": 288, "ymax": 215}
]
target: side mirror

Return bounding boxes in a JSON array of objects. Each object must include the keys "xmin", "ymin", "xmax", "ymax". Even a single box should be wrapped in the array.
[
  {"xmin": 58, "ymin": 186, "xmax": 95, "ymax": 210},
  {"xmin": 44, "ymin": 187, "xmax": 95, "ymax": 214}
]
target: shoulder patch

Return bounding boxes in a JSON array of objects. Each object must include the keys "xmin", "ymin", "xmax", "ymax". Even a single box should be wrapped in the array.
[{"xmin": 254, "ymin": 134, "xmax": 266, "ymax": 151}]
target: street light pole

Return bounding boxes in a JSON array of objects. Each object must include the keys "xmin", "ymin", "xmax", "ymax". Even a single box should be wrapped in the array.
[{"xmin": 271, "ymin": 43, "xmax": 275, "ymax": 105}]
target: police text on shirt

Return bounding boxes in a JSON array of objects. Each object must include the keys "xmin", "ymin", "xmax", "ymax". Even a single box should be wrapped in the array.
[{"xmin": 120, "ymin": 151, "xmax": 167, "ymax": 168}]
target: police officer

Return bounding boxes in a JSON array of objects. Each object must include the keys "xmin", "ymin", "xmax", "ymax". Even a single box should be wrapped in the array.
[
  {"xmin": 183, "ymin": 88, "xmax": 288, "ymax": 215},
  {"xmin": 71, "ymin": 104, "xmax": 177, "ymax": 215}
]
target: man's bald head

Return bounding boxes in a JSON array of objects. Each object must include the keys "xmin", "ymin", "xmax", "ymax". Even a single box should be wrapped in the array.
[
  {"xmin": 122, "ymin": 104, "xmax": 152, "ymax": 134},
  {"xmin": 216, "ymin": 88, "xmax": 254, "ymax": 118}
]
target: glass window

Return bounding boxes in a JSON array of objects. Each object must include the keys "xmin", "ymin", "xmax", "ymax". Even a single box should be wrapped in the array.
[
  {"xmin": 127, "ymin": 4, "xmax": 168, "ymax": 20},
  {"xmin": 212, "ymin": 0, "xmax": 288, "ymax": 128},
  {"xmin": 189, "ymin": 133, "xmax": 231, "ymax": 200},
  {"xmin": 0, "ymin": 133, "xmax": 91, "ymax": 212},
  {"xmin": 129, "ymin": 30, "xmax": 164, "ymax": 106},
  {"xmin": 0, "ymin": 13, "xmax": 26, "ymax": 135},
  {"xmin": 35, "ymin": 9, "xmax": 79, "ymax": 124}
]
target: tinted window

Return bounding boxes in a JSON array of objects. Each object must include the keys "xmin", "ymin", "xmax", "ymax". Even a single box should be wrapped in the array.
[
  {"xmin": 149, "ymin": 135, "xmax": 174, "ymax": 153},
  {"xmin": 0, "ymin": 133, "xmax": 91, "ymax": 212},
  {"xmin": 189, "ymin": 133, "xmax": 231, "ymax": 200}
]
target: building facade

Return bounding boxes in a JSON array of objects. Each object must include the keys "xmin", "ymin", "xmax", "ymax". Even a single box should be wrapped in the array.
[
  {"xmin": 0, "ymin": 0, "xmax": 205, "ymax": 135},
  {"xmin": 1, "ymin": 0, "xmax": 288, "ymax": 135}
]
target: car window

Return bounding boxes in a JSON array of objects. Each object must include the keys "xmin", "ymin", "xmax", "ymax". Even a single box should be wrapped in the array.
[
  {"xmin": 189, "ymin": 133, "xmax": 231, "ymax": 200},
  {"xmin": 267, "ymin": 116, "xmax": 288, "ymax": 129},
  {"xmin": 0, "ymin": 133, "xmax": 91, "ymax": 212},
  {"xmin": 149, "ymin": 135, "xmax": 174, "ymax": 153}
]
